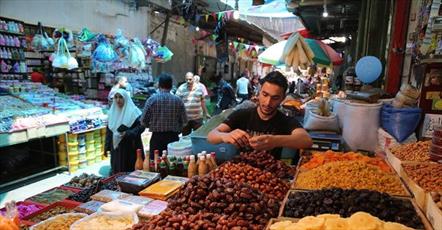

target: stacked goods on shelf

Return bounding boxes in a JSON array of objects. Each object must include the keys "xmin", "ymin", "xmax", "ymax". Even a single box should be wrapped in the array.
[
  {"xmin": 85, "ymin": 132, "xmax": 95, "ymax": 166},
  {"xmin": 93, "ymin": 129, "xmax": 103, "ymax": 163},
  {"xmin": 295, "ymin": 151, "xmax": 408, "ymax": 196},
  {"xmin": 268, "ymin": 212, "xmax": 414, "ymax": 230},
  {"xmin": 431, "ymin": 126, "xmax": 442, "ymax": 162},
  {"xmin": 67, "ymin": 133, "xmax": 79, "ymax": 172},
  {"xmin": 0, "ymin": 18, "xmax": 27, "ymax": 80},
  {"xmin": 57, "ymin": 134, "xmax": 67, "ymax": 166},
  {"xmin": 77, "ymin": 134, "xmax": 87, "ymax": 168},
  {"xmin": 282, "ymin": 189, "xmax": 425, "ymax": 229},
  {"xmin": 100, "ymin": 128, "xmax": 107, "ymax": 160}
]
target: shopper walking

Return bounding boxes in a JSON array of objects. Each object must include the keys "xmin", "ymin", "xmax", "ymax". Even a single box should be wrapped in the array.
[
  {"xmin": 214, "ymin": 74, "xmax": 236, "ymax": 115},
  {"xmin": 236, "ymin": 73, "xmax": 249, "ymax": 103},
  {"xmin": 141, "ymin": 73, "xmax": 187, "ymax": 159},
  {"xmin": 105, "ymin": 89, "xmax": 144, "ymax": 174},
  {"xmin": 176, "ymin": 72, "xmax": 210, "ymax": 135}
]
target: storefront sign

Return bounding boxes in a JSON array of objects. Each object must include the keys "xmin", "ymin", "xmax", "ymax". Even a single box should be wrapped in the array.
[{"xmin": 422, "ymin": 113, "xmax": 442, "ymax": 137}]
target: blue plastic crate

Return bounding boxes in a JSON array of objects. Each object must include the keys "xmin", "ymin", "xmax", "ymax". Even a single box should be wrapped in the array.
[{"xmin": 190, "ymin": 134, "xmax": 238, "ymax": 163}]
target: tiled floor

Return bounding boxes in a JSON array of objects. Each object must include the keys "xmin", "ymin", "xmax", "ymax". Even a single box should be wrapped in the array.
[{"xmin": 0, "ymin": 159, "xmax": 111, "ymax": 208}]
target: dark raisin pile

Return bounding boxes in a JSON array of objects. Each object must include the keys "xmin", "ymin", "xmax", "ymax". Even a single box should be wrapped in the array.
[{"xmin": 283, "ymin": 188, "xmax": 424, "ymax": 229}]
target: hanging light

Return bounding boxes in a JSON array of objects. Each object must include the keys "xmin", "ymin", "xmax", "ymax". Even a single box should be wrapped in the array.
[
  {"xmin": 233, "ymin": 10, "xmax": 240, "ymax": 20},
  {"xmin": 322, "ymin": 0, "xmax": 328, "ymax": 17},
  {"xmin": 195, "ymin": 26, "xmax": 200, "ymax": 31}
]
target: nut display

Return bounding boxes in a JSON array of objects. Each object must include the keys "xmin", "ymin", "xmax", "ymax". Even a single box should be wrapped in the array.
[
  {"xmin": 29, "ymin": 206, "xmax": 71, "ymax": 223},
  {"xmin": 430, "ymin": 192, "xmax": 442, "ymax": 210},
  {"xmin": 132, "ymin": 210, "xmax": 262, "ymax": 230},
  {"xmin": 64, "ymin": 173, "xmax": 101, "ymax": 189},
  {"xmin": 68, "ymin": 182, "xmax": 101, "ymax": 203},
  {"xmin": 390, "ymin": 141, "xmax": 431, "ymax": 162},
  {"xmin": 270, "ymin": 212, "xmax": 413, "ymax": 230},
  {"xmin": 233, "ymin": 151, "xmax": 295, "ymax": 179},
  {"xmin": 168, "ymin": 175, "xmax": 280, "ymax": 226},
  {"xmin": 27, "ymin": 189, "xmax": 74, "ymax": 205},
  {"xmin": 295, "ymin": 161, "xmax": 407, "ymax": 196},
  {"xmin": 300, "ymin": 151, "xmax": 391, "ymax": 173},
  {"xmin": 283, "ymin": 188, "xmax": 424, "ymax": 229},
  {"xmin": 402, "ymin": 163, "xmax": 442, "ymax": 191},
  {"xmin": 210, "ymin": 162, "xmax": 289, "ymax": 200},
  {"xmin": 32, "ymin": 213, "xmax": 86, "ymax": 230}
]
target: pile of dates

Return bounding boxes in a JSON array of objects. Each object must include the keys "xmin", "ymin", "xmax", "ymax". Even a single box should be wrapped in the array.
[
  {"xmin": 168, "ymin": 175, "xmax": 280, "ymax": 226},
  {"xmin": 283, "ymin": 188, "xmax": 424, "ymax": 229},
  {"xmin": 233, "ymin": 151, "xmax": 295, "ymax": 179},
  {"xmin": 131, "ymin": 210, "xmax": 262, "ymax": 230},
  {"xmin": 64, "ymin": 173, "xmax": 101, "ymax": 189},
  {"xmin": 210, "ymin": 162, "xmax": 289, "ymax": 201}
]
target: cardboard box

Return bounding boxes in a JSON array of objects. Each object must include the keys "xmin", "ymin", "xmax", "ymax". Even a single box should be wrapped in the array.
[{"xmin": 426, "ymin": 193, "xmax": 442, "ymax": 230}]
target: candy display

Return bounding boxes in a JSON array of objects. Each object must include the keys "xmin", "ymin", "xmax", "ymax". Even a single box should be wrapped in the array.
[
  {"xmin": 30, "ymin": 213, "xmax": 87, "ymax": 230},
  {"xmin": 233, "ymin": 151, "xmax": 295, "ymax": 179},
  {"xmin": 70, "ymin": 212, "xmax": 138, "ymax": 230},
  {"xmin": 282, "ymin": 189, "xmax": 424, "ymax": 229},
  {"xmin": 26, "ymin": 188, "xmax": 74, "ymax": 205},
  {"xmin": 210, "ymin": 162, "xmax": 289, "ymax": 200},
  {"xmin": 73, "ymin": 200, "xmax": 105, "ymax": 214},
  {"xmin": 167, "ymin": 175, "xmax": 280, "ymax": 226},
  {"xmin": 270, "ymin": 212, "xmax": 413, "ymax": 230},
  {"xmin": 295, "ymin": 161, "xmax": 408, "ymax": 196},
  {"xmin": 132, "ymin": 210, "xmax": 262, "ymax": 230},
  {"xmin": 64, "ymin": 173, "xmax": 101, "ymax": 189},
  {"xmin": 390, "ymin": 141, "xmax": 431, "ymax": 162},
  {"xmin": 29, "ymin": 206, "xmax": 72, "ymax": 223},
  {"xmin": 300, "ymin": 151, "xmax": 391, "ymax": 172},
  {"xmin": 402, "ymin": 163, "xmax": 442, "ymax": 191}
]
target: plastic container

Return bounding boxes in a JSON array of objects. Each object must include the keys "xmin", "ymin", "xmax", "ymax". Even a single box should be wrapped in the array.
[
  {"xmin": 117, "ymin": 174, "xmax": 160, "ymax": 194},
  {"xmin": 85, "ymin": 132, "xmax": 94, "ymax": 141},
  {"xmin": 87, "ymin": 156, "xmax": 95, "ymax": 165},
  {"xmin": 69, "ymin": 160, "xmax": 79, "ymax": 168},
  {"xmin": 79, "ymin": 159, "xmax": 88, "ymax": 169},
  {"xmin": 95, "ymin": 155, "xmax": 102, "ymax": 163},
  {"xmin": 58, "ymin": 134, "xmax": 66, "ymax": 143},
  {"xmin": 86, "ymin": 140, "xmax": 95, "ymax": 150},
  {"xmin": 191, "ymin": 135, "xmax": 238, "ymax": 163},
  {"xmin": 58, "ymin": 160, "xmax": 67, "ymax": 166},
  {"xmin": 58, "ymin": 152, "xmax": 67, "ymax": 160},
  {"xmin": 67, "ymin": 142, "xmax": 79, "ymax": 153},
  {"xmin": 58, "ymin": 143, "xmax": 66, "ymax": 152},
  {"xmin": 68, "ymin": 151, "xmax": 79, "ymax": 162},
  {"xmin": 94, "ymin": 130, "xmax": 101, "ymax": 138},
  {"xmin": 78, "ymin": 153, "xmax": 87, "ymax": 162},
  {"xmin": 67, "ymin": 133, "xmax": 78, "ymax": 142},
  {"xmin": 86, "ymin": 149, "xmax": 95, "ymax": 157},
  {"xmin": 167, "ymin": 140, "xmax": 192, "ymax": 157}
]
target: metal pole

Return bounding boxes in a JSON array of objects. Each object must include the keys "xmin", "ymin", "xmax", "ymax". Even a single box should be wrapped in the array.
[{"xmin": 157, "ymin": 13, "xmax": 170, "ymax": 74}]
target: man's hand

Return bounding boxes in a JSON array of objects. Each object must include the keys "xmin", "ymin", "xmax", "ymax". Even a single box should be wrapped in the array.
[
  {"xmin": 249, "ymin": 135, "xmax": 275, "ymax": 151},
  {"xmin": 221, "ymin": 129, "xmax": 250, "ymax": 148}
]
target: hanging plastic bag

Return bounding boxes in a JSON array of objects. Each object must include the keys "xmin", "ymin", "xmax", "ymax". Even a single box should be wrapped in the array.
[
  {"xmin": 128, "ymin": 38, "xmax": 146, "ymax": 69},
  {"xmin": 44, "ymin": 32, "xmax": 54, "ymax": 49},
  {"xmin": 52, "ymin": 38, "xmax": 78, "ymax": 69},
  {"xmin": 381, "ymin": 104, "xmax": 422, "ymax": 142},
  {"xmin": 93, "ymin": 35, "xmax": 118, "ymax": 63},
  {"xmin": 31, "ymin": 22, "xmax": 48, "ymax": 51},
  {"xmin": 78, "ymin": 27, "xmax": 96, "ymax": 42},
  {"xmin": 0, "ymin": 201, "xmax": 19, "ymax": 230},
  {"xmin": 154, "ymin": 46, "xmax": 173, "ymax": 63}
]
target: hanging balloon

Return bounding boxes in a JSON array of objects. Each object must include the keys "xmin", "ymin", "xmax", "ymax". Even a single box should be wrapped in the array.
[{"xmin": 355, "ymin": 56, "xmax": 382, "ymax": 83}]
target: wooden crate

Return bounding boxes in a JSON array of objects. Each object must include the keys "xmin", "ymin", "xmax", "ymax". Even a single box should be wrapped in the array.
[
  {"xmin": 401, "ymin": 162, "xmax": 430, "ymax": 211},
  {"xmin": 425, "ymin": 193, "xmax": 442, "ymax": 230},
  {"xmin": 385, "ymin": 148, "xmax": 405, "ymax": 175},
  {"xmin": 279, "ymin": 190, "xmax": 432, "ymax": 230}
]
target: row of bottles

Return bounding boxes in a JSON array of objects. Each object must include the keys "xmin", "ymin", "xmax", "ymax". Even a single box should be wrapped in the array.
[
  {"xmin": 1, "ymin": 60, "xmax": 27, "ymax": 73},
  {"xmin": 0, "ymin": 20, "xmax": 24, "ymax": 34},
  {"xmin": 0, "ymin": 35, "xmax": 26, "ymax": 48},
  {"xmin": 0, "ymin": 48, "xmax": 25, "ymax": 60},
  {"xmin": 134, "ymin": 149, "xmax": 217, "ymax": 179}
]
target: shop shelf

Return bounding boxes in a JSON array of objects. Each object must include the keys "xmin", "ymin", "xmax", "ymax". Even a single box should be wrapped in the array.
[{"xmin": 0, "ymin": 30, "xmax": 25, "ymax": 36}]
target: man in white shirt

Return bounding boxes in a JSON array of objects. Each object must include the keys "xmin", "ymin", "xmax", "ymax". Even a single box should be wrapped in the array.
[{"xmin": 236, "ymin": 73, "xmax": 249, "ymax": 103}]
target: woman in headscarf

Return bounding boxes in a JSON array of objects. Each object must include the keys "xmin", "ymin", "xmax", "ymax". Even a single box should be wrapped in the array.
[{"xmin": 105, "ymin": 89, "xmax": 144, "ymax": 174}]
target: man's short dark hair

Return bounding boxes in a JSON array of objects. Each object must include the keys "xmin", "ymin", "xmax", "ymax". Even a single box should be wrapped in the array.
[
  {"xmin": 260, "ymin": 71, "xmax": 288, "ymax": 93},
  {"xmin": 158, "ymin": 73, "xmax": 173, "ymax": 89}
]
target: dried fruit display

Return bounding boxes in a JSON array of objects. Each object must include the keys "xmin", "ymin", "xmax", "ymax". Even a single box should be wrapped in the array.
[
  {"xmin": 68, "ymin": 182, "xmax": 100, "ymax": 203},
  {"xmin": 270, "ymin": 212, "xmax": 413, "ymax": 230},
  {"xmin": 430, "ymin": 192, "xmax": 442, "ymax": 210},
  {"xmin": 64, "ymin": 173, "xmax": 101, "ymax": 189},
  {"xmin": 390, "ymin": 141, "xmax": 431, "ymax": 162},
  {"xmin": 283, "ymin": 188, "xmax": 424, "ymax": 229},
  {"xmin": 27, "ymin": 189, "xmax": 74, "ymax": 205},
  {"xmin": 210, "ymin": 162, "xmax": 289, "ymax": 200},
  {"xmin": 29, "ymin": 206, "xmax": 71, "ymax": 223},
  {"xmin": 132, "ymin": 210, "xmax": 262, "ymax": 230},
  {"xmin": 402, "ymin": 163, "xmax": 442, "ymax": 191},
  {"xmin": 300, "ymin": 151, "xmax": 391, "ymax": 172},
  {"xmin": 32, "ymin": 213, "xmax": 86, "ymax": 230},
  {"xmin": 168, "ymin": 175, "xmax": 280, "ymax": 226},
  {"xmin": 295, "ymin": 161, "xmax": 407, "ymax": 196},
  {"xmin": 233, "ymin": 151, "xmax": 295, "ymax": 179}
]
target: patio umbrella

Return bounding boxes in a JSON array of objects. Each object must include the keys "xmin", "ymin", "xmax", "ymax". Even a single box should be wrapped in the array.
[
  {"xmin": 317, "ymin": 40, "xmax": 343, "ymax": 65},
  {"xmin": 304, "ymin": 38, "xmax": 331, "ymax": 66},
  {"xmin": 258, "ymin": 40, "xmax": 287, "ymax": 65}
]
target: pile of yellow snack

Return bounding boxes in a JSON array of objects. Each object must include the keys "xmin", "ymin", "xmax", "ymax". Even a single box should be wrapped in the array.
[
  {"xmin": 32, "ymin": 213, "xmax": 87, "ymax": 230},
  {"xmin": 269, "ymin": 212, "xmax": 412, "ymax": 230}
]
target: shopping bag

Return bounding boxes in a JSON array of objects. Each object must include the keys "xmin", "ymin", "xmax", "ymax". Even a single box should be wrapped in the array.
[
  {"xmin": 93, "ymin": 35, "xmax": 118, "ymax": 63},
  {"xmin": 128, "ymin": 38, "xmax": 146, "ymax": 69},
  {"xmin": 31, "ymin": 22, "xmax": 48, "ymax": 51},
  {"xmin": 381, "ymin": 104, "xmax": 422, "ymax": 142}
]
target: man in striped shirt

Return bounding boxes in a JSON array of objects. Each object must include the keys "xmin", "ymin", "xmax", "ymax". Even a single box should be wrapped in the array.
[{"xmin": 176, "ymin": 72, "xmax": 210, "ymax": 136}]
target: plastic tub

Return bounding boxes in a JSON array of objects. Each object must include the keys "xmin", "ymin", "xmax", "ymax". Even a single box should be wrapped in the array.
[
  {"xmin": 95, "ymin": 155, "xmax": 102, "ymax": 163},
  {"xmin": 68, "ymin": 151, "xmax": 79, "ymax": 162},
  {"xmin": 78, "ymin": 144, "xmax": 86, "ymax": 153},
  {"xmin": 87, "ymin": 156, "xmax": 95, "ymax": 165},
  {"xmin": 67, "ymin": 142, "xmax": 79, "ymax": 153},
  {"xmin": 86, "ymin": 149, "xmax": 95, "ymax": 157},
  {"xmin": 79, "ymin": 159, "xmax": 88, "ymax": 169},
  {"xmin": 78, "ymin": 154, "xmax": 87, "ymax": 162},
  {"xmin": 58, "ymin": 152, "xmax": 67, "ymax": 161},
  {"xmin": 67, "ymin": 133, "xmax": 78, "ymax": 142},
  {"xmin": 86, "ymin": 140, "xmax": 95, "ymax": 150},
  {"xmin": 94, "ymin": 130, "xmax": 101, "ymax": 138},
  {"xmin": 190, "ymin": 135, "xmax": 238, "ymax": 163}
]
